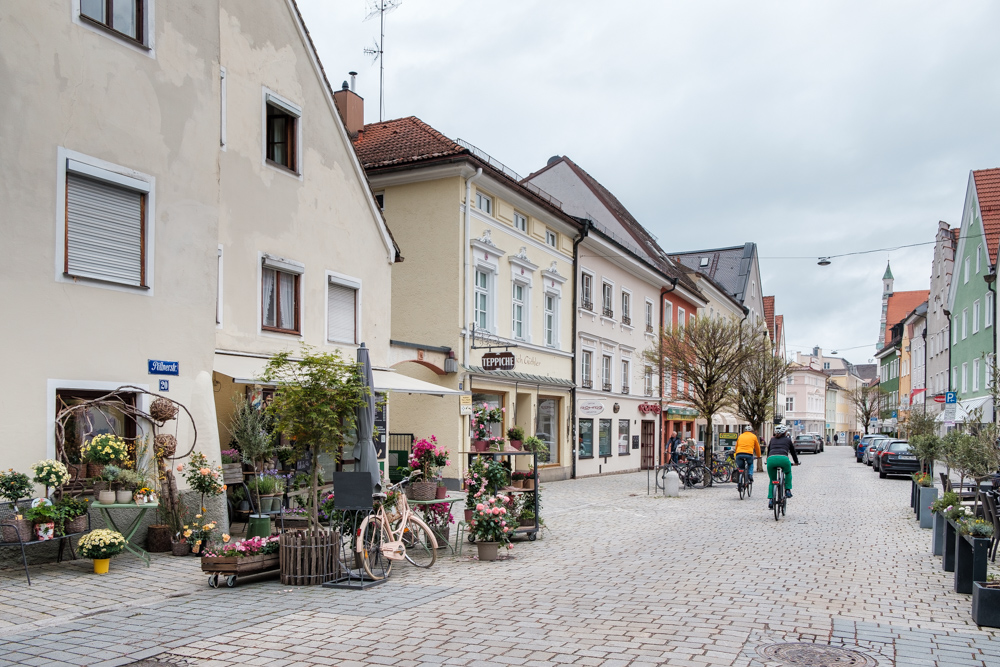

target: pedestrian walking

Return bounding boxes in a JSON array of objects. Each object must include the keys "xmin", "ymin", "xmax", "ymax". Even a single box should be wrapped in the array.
[{"xmin": 833, "ymin": 433, "xmax": 839, "ymax": 447}]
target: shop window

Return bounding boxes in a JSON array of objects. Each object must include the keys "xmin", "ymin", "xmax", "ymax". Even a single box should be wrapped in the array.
[
  {"xmin": 618, "ymin": 420, "xmax": 630, "ymax": 455},
  {"xmin": 537, "ymin": 397, "xmax": 559, "ymax": 464},
  {"xmin": 56, "ymin": 389, "xmax": 137, "ymax": 468},
  {"xmin": 471, "ymin": 393, "xmax": 504, "ymax": 440},
  {"xmin": 598, "ymin": 418, "xmax": 612, "ymax": 457},
  {"xmin": 579, "ymin": 418, "xmax": 593, "ymax": 458}
]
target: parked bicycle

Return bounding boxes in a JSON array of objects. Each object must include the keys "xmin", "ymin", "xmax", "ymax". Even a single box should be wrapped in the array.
[
  {"xmin": 656, "ymin": 461, "xmax": 710, "ymax": 489},
  {"xmin": 356, "ymin": 474, "xmax": 437, "ymax": 580}
]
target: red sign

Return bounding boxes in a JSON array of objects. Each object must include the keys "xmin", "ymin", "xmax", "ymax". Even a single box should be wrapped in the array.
[
  {"xmin": 933, "ymin": 394, "xmax": 946, "ymax": 403},
  {"xmin": 482, "ymin": 352, "xmax": 515, "ymax": 371},
  {"xmin": 638, "ymin": 403, "xmax": 661, "ymax": 415}
]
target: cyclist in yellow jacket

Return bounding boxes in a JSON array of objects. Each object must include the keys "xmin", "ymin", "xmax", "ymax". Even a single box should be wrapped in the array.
[{"xmin": 734, "ymin": 426, "xmax": 762, "ymax": 483}]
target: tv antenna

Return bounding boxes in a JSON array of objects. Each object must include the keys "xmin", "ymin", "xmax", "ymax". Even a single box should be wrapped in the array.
[{"xmin": 364, "ymin": 0, "xmax": 401, "ymax": 122}]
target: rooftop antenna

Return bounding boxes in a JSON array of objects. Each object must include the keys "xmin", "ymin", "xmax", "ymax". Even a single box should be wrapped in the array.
[{"xmin": 364, "ymin": 0, "xmax": 401, "ymax": 122}]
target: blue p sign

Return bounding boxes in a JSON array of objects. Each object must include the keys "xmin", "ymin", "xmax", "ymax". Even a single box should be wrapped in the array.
[{"xmin": 945, "ymin": 392, "xmax": 957, "ymax": 404}]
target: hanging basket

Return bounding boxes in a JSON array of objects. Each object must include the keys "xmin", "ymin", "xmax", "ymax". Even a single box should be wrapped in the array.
[
  {"xmin": 150, "ymin": 397, "xmax": 179, "ymax": 422},
  {"xmin": 155, "ymin": 434, "xmax": 177, "ymax": 458}
]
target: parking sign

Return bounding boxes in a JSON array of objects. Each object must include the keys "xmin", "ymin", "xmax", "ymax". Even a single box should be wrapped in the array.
[{"xmin": 945, "ymin": 392, "xmax": 957, "ymax": 404}]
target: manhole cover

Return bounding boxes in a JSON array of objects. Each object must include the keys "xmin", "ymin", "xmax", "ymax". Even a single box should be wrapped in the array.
[{"xmin": 757, "ymin": 643, "xmax": 877, "ymax": 666}]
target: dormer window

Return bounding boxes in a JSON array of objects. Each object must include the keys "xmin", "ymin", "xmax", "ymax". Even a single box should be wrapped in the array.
[{"xmin": 699, "ymin": 257, "xmax": 709, "ymax": 267}]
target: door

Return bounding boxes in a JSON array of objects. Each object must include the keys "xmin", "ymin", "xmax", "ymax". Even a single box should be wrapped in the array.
[{"xmin": 640, "ymin": 420, "xmax": 656, "ymax": 469}]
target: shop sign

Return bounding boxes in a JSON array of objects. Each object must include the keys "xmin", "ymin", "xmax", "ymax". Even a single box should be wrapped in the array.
[
  {"xmin": 638, "ymin": 403, "xmax": 661, "ymax": 415},
  {"xmin": 459, "ymin": 394, "xmax": 473, "ymax": 416},
  {"xmin": 482, "ymin": 351, "xmax": 515, "ymax": 371},
  {"xmin": 579, "ymin": 400, "xmax": 604, "ymax": 416},
  {"xmin": 148, "ymin": 359, "xmax": 179, "ymax": 376},
  {"xmin": 718, "ymin": 432, "xmax": 738, "ymax": 442}
]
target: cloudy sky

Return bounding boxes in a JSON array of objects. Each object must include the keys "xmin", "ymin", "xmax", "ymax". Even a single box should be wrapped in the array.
[{"xmin": 298, "ymin": 0, "xmax": 1000, "ymax": 367}]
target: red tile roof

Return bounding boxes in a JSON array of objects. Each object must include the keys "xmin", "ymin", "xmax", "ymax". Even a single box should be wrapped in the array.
[
  {"xmin": 885, "ymin": 290, "xmax": 929, "ymax": 345},
  {"xmin": 974, "ymin": 168, "xmax": 1000, "ymax": 265},
  {"xmin": 762, "ymin": 296, "xmax": 775, "ymax": 341},
  {"xmin": 775, "ymin": 315, "xmax": 784, "ymax": 348},
  {"xmin": 354, "ymin": 117, "xmax": 467, "ymax": 170}
]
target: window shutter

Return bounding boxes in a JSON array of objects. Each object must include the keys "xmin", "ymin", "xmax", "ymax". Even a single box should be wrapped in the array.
[
  {"xmin": 66, "ymin": 173, "xmax": 143, "ymax": 286},
  {"xmin": 327, "ymin": 282, "xmax": 356, "ymax": 343}
]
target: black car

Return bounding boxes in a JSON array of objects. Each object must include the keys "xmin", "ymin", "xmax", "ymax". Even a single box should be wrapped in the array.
[{"xmin": 878, "ymin": 440, "xmax": 920, "ymax": 478}]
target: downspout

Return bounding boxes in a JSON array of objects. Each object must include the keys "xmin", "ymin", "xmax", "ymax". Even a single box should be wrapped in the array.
[
  {"xmin": 943, "ymin": 307, "xmax": 952, "ymax": 398},
  {"xmin": 986, "ymin": 266, "xmax": 997, "ymax": 423},
  {"xmin": 571, "ymin": 221, "xmax": 590, "ymax": 480},
  {"xmin": 463, "ymin": 167, "xmax": 484, "ymax": 377},
  {"xmin": 659, "ymin": 276, "xmax": 678, "ymax": 466}
]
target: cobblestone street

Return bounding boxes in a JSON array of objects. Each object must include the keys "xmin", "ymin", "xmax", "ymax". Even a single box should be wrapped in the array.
[{"xmin": 2, "ymin": 447, "xmax": 1000, "ymax": 666}]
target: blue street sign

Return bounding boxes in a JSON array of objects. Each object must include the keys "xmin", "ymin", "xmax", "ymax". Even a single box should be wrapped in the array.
[
  {"xmin": 945, "ymin": 392, "xmax": 957, "ymax": 404},
  {"xmin": 159, "ymin": 379, "xmax": 169, "ymax": 392},
  {"xmin": 891, "ymin": 411, "xmax": 897, "ymax": 419},
  {"xmin": 148, "ymin": 359, "xmax": 179, "ymax": 376}
]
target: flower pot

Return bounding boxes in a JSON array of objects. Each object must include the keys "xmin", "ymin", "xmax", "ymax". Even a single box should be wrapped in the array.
[
  {"xmin": 65, "ymin": 515, "xmax": 88, "ymax": 535},
  {"xmin": 919, "ymin": 487, "xmax": 938, "ymax": 529},
  {"xmin": 97, "ymin": 490, "xmax": 116, "ymax": 504},
  {"xmin": 973, "ymin": 583, "xmax": 1000, "ymax": 627},
  {"xmin": 509, "ymin": 440, "xmax": 523, "ymax": 451},
  {"xmin": 410, "ymin": 481, "xmax": 437, "ymax": 501},
  {"xmin": 464, "ymin": 509, "xmax": 474, "ymax": 522},
  {"xmin": 87, "ymin": 463, "xmax": 105, "ymax": 479},
  {"xmin": 35, "ymin": 522, "xmax": 55, "ymax": 542},
  {"xmin": 471, "ymin": 440, "xmax": 490, "ymax": 452},
  {"xmin": 147, "ymin": 525, "xmax": 172, "ymax": 553},
  {"xmin": 520, "ymin": 518, "xmax": 534, "ymax": 527},
  {"xmin": 238, "ymin": 501, "xmax": 250, "ymax": 512},
  {"xmin": 435, "ymin": 486, "xmax": 448, "ymax": 500},
  {"xmin": 476, "ymin": 541, "xmax": 499, "ymax": 561},
  {"xmin": 148, "ymin": 492, "xmax": 159, "ymax": 505},
  {"xmin": 512, "ymin": 479, "xmax": 524, "ymax": 489},
  {"xmin": 93, "ymin": 558, "xmax": 110, "ymax": 574},
  {"xmin": 405, "ymin": 486, "xmax": 414, "ymax": 500},
  {"xmin": 171, "ymin": 541, "xmax": 191, "ymax": 556},
  {"xmin": 246, "ymin": 515, "xmax": 271, "ymax": 540},
  {"xmin": 116, "ymin": 490, "xmax": 133, "ymax": 504},
  {"xmin": 1, "ymin": 519, "xmax": 32, "ymax": 543},
  {"xmin": 134, "ymin": 494, "xmax": 148, "ymax": 505},
  {"xmin": 522, "ymin": 479, "xmax": 535, "ymax": 491},
  {"xmin": 430, "ymin": 525, "xmax": 450, "ymax": 548},
  {"xmin": 222, "ymin": 463, "xmax": 244, "ymax": 485}
]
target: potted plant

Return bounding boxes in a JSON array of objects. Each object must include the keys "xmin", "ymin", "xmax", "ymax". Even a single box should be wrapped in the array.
[
  {"xmin": 81, "ymin": 433, "xmax": 129, "ymax": 478},
  {"xmin": 424, "ymin": 502, "xmax": 454, "ymax": 548},
  {"xmin": 187, "ymin": 514, "xmax": 219, "ymax": 555},
  {"xmin": 201, "ymin": 535, "xmax": 280, "ymax": 582},
  {"xmin": 409, "ymin": 436, "xmax": 446, "ymax": 501},
  {"xmin": 471, "ymin": 403, "xmax": 504, "ymax": 452},
  {"xmin": 519, "ymin": 507, "xmax": 536, "ymax": 527},
  {"xmin": 178, "ymin": 452, "xmax": 226, "ymax": 544},
  {"xmin": 276, "ymin": 447, "xmax": 298, "ymax": 472},
  {"xmin": 54, "ymin": 496, "xmax": 90, "ymax": 535},
  {"xmin": 96, "ymin": 466, "xmax": 120, "ymax": 504},
  {"xmin": 225, "ymin": 396, "xmax": 273, "ymax": 539},
  {"xmin": 24, "ymin": 502, "xmax": 60, "ymax": 541},
  {"xmin": 250, "ymin": 474, "xmax": 278, "ymax": 513},
  {"xmin": 115, "ymin": 469, "xmax": 140, "ymax": 504},
  {"xmin": 468, "ymin": 495, "xmax": 513, "ymax": 561},
  {"xmin": 930, "ymin": 491, "xmax": 959, "ymax": 556},
  {"xmin": 914, "ymin": 473, "xmax": 937, "ymax": 529},
  {"xmin": 521, "ymin": 436, "xmax": 549, "ymax": 468},
  {"xmin": 30, "ymin": 459, "xmax": 71, "ymax": 498},
  {"xmin": 0, "ymin": 469, "xmax": 33, "ymax": 542},
  {"xmin": 77, "ymin": 528, "xmax": 127, "ymax": 574},
  {"xmin": 507, "ymin": 426, "xmax": 524, "ymax": 450},
  {"xmin": 523, "ymin": 467, "xmax": 536, "ymax": 490},
  {"xmin": 464, "ymin": 458, "xmax": 488, "ymax": 522}
]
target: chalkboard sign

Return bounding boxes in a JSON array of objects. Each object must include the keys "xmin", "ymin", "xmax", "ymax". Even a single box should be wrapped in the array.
[
  {"xmin": 374, "ymin": 392, "xmax": 387, "ymax": 458},
  {"xmin": 631, "ymin": 435, "xmax": 640, "ymax": 450}
]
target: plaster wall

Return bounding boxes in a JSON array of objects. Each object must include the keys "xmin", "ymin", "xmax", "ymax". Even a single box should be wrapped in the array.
[{"xmin": 927, "ymin": 223, "xmax": 955, "ymax": 405}]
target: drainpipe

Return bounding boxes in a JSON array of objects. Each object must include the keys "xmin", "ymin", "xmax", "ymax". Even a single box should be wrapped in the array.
[
  {"xmin": 659, "ymin": 276, "xmax": 678, "ymax": 466},
  {"xmin": 986, "ymin": 267, "xmax": 997, "ymax": 423},
  {"xmin": 571, "ymin": 221, "xmax": 590, "ymax": 480},
  {"xmin": 463, "ymin": 167, "xmax": 484, "ymax": 373},
  {"xmin": 943, "ymin": 307, "xmax": 952, "ymax": 397}
]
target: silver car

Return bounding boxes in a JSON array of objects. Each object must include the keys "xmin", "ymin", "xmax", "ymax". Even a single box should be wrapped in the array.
[
  {"xmin": 865, "ymin": 437, "xmax": 890, "ymax": 466},
  {"xmin": 793, "ymin": 434, "xmax": 822, "ymax": 454}
]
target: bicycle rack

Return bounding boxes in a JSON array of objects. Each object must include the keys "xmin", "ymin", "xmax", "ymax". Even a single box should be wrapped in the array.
[{"xmin": 323, "ymin": 472, "xmax": 388, "ymax": 591}]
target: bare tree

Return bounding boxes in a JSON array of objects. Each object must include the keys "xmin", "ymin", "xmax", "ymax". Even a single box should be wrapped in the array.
[
  {"xmin": 642, "ymin": 315, "xmax": 758, "ymax": 483},
  {"xmin": 847, "ymin": 384, "xmax": 883, "ymax": 435},
  {"xmin": 733, "ymin": 328, "xmax": 792, "ymax": 436}
]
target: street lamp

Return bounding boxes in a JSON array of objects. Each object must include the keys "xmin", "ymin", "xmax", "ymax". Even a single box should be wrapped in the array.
[{"xmin": 817, "ymin": 257, "xmax": 832, "ymax": 266}]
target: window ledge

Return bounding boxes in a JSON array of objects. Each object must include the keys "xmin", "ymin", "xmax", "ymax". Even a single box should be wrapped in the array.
[
  {"xmin": 600, "ymin": 316, "xmax": 616, "ymax": 326},
  {"xmin": 620, "ymin": 323, "xmax": 634, "ymax": 332},
  {"xmin": 63, "ymin": 272, "xmax": 149, "ymax": 291},
  {"xmin": 80, "ymin": 14, "xmax": 150, "ymax": 50},
  {"xmin": 265, "ymin": 159, "xmax": 301, "ymax": 178},
  {"xmin": 579, "ymin": 456, "xmax": 595, "ymax": 460},
  {"xmin": 262, "ymin": 325, "xmax": 301, "ymax": 336}
]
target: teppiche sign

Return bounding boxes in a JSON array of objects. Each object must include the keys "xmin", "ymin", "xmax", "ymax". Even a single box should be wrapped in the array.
[
  {"xmin": 482, "ymin": 352, "xmax": 515, "ymax": 371},
  {"xmin": 148, "ymin": 360, "xmax": 179, "ymax": 376}
]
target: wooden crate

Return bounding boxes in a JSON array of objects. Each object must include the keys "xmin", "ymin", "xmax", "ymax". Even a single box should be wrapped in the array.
[{"xmin": 201, "ymin": 553, "xmax": 279, "ymax": 575}]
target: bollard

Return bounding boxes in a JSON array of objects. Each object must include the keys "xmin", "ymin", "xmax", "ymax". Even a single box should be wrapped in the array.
[{"xmin": 664, "ymin": 470, "xmax": 680, "ymax": 497}]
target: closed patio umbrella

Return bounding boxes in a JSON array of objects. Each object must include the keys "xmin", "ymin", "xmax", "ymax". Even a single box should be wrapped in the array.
[{"xmin": 353, "ymin": 343, "xmax": 382, "ymax": 494}]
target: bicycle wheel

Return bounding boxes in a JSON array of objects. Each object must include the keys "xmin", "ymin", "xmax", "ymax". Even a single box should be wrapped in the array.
[
  {"xmin": 402, "ymin": 515, "xmax": 437, "ymax": 568},
  {"xmin": 747, "ymin": 474, "xmax": 753, "ymax": 498},
  {"xmin": 656, "ymin": 466, "xmax": 669, "ymax": 490},
  {"xmin": 357, "ymin": 515, "xmax": 393, "ymax": 581},
  {"xmin": 738, "ymin": 471, "xmax": 746, "ymax": 500},
  {"xmin": 687, "ymin": 465, "xmax": 710, "ymax": 488},
  {"xmin": 773, "ymin": 474, "xmax": 782, "ymax": 521}
]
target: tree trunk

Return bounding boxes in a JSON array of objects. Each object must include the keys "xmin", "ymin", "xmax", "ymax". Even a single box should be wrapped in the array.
[
  {"xmin": 705, "ymin": 417, "xmax": 714, "ymax": 487},
  {"xmin": 310, "ymin": 447, "xmax": 320, "ymax": 529}
]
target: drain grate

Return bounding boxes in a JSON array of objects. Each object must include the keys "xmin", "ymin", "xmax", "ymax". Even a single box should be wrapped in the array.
[
  {"xmin": 123, "ymin": 655, "xmax": 197, "ymax": 666},
  {"xmin": 757, "ymin": 643, "xmax": 877, "ymax": 666}
]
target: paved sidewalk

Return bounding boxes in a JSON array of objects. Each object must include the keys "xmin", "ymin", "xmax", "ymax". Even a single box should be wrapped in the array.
[{"xmin": 1, "ymin": 447, "xmax": 999, "ymax": 666}]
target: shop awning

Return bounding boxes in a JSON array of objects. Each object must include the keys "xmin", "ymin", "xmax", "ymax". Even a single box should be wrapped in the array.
[
  {"xmin": 936, "ymin": 395, "xmax": 994, "ymax": 423},
  {"xmin": 213, "ymin": 352, "xmax": 463, "ymax": 396},
  {"xmin": 465, "ymin": 366, "xmax": 575, "ymax": 388}
]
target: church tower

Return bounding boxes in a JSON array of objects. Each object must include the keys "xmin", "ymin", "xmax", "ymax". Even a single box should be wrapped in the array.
[{"xmin": 877, "ymin": 261, "xmax": 894, "ymax": 350}]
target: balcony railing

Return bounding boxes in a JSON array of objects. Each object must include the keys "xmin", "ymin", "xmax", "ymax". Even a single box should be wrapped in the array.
[
  {"xmin": 582, "ymin": 298, "xmax": 593, "ymax": 311},
  {"xmin": 644, "ymin": 387, "xmax": 654, "ymax": 397},
  {"xmin": 582, "ymin": 379, "xmax": 593, "ymax": 389},
  {"xmin": 602, "ymin": 382, "xmax": 612, "ymax": 392},
  {"xmin": 646, "ymin": 324, "xmax": 654, "ymax": 334},
  {"xmin": 621, "ymin": 385, "xmax": 630, "ymax": 395},
  {"xmin": 621, "ymin": 315, "xmax": 631, "ymax": 326},
  {"xmin": 603, "ymin": 306, "xmax": 614, "ymax": 318}
]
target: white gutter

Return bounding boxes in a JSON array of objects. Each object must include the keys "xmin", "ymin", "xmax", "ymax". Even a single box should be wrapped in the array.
[{"xmin": 464, "ymin": 168, "xmax": 484, "ymax": 369}]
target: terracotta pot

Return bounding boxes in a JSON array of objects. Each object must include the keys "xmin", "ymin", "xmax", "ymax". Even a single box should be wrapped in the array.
[
  {"xmin": 471, "ymin": 440, "xmax": 490, "ymax": 452},
  {"xmin": 171, "ymin": 541, "xmax": 191, "ymax": 556},
  {"xmin": 464, "ymin": 509, "xmax": 474, "ymax": 522},
  {"xmin": 147, "ymin": 525, "xmax": 173, "ymax": 552},
  {"xmin": 476, "ymin": 541, "xmax": 499, "ymax": 561},
  {"xmin": 98, "ymin": 490, "xmax": 116, "ymax": 505},
  {"xmin": 435, "ymin": 486, "xmax": 448, "ymax": 499},
  {"xmin": 410, "ymin": 482, "xmax": 437, "ymax": 502},
  {"xmin": 87, "ymin": 463, "xmax": 105, "ymax": 479},
  {"xmin": 509, "ymin": 440, "xmax": 523, "ymax": 450}
]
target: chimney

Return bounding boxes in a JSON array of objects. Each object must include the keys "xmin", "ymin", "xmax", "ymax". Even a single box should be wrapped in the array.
[{"xmin": 333, "ymin": 72, "xmax": 364, "ymax": 138}]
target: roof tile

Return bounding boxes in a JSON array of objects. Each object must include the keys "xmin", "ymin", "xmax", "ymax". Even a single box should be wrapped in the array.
[
  {"xmin": 885, "ymin": 290, "xmax": 929, "ymax": 345},
  {"xmin": 353, "ymin": 117, "xmax": 467, "ymax": 170},
  {"xmin": 974, "ymin": 168, "xmax": 1000, "ymax": 265},
  {"xmin": 763, "ymin": 296, "xmax": 775, "ymax": 340}
]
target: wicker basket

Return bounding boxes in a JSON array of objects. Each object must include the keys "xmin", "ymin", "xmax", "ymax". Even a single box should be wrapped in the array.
[
  {"xmin": 155, "ymin": 433, "xmax": 177, "ymax": 458},
  {"xmin": 410, "ymin": 481, "xmax": 437, "ymax": 501},
  {"xmin": 87, "ymin": 463, "xmax": 105, "ymax": 479},
  {"xmin": 1, "ymin": 519, "xmax": 32, "ymax": 543},
  {"xmin": 150, "ymin": 397, "xmax": 179, "ymax": 422},
  {"xmin": 64, "ymin": 515, "xmax": 88, "ymax": 535}
]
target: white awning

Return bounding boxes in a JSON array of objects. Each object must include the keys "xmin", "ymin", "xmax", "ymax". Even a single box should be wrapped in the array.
[
  {"xmin": 212, "ymin": 353, "xmax": 463, "ymax": 396},
  {"xmin": 935, "ymin": 395, "xmax": 994, "ymax": 423}
]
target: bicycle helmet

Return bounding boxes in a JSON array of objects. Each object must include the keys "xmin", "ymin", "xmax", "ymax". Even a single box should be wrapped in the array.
[
  {"xmin": 743, "ymin": 425, "xmax": 754, "ymax": 432},
  {"xmin": 774, "ymin": 424, "xmax": 788, "ymax": 435}
]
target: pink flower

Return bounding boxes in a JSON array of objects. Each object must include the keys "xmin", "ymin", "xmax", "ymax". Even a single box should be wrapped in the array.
[
  {"xmin": 492, "ymin": 508, "xmax": 501, "ymax": 515},
  {"xmin": 503, "ymin": 527, "xmax": 509, "ymax": 532},
  {"xmin": 501, "ymin": 520, "xmax": 506, "ymax": 526},
  {"xmin": 499, "ymin": 508, "xmax": 507, "ymax": 515},
  {"xmin": 199, "ymin": 468, "xmax": 210, "ymax": 475},
  {"xmin": 501, "ymin": 407, "xmax": 506, "ymax": 412},
  {"xmin": 476, "ymin": 503, "xmax": 484, "ymax": 511},
  {"xmin": 474, "ymin": 491, "xmax": 482, "ymax": 498},
  {"xmin": 176, "ymin": 465, "xmax": 183, "ymax": 471}
]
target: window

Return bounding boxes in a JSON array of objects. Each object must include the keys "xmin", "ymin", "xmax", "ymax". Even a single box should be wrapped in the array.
[
  {"xmin": 471, "ymin": 393, "xmax": 504, "ymax": 441},
  {"xmin": 374, "ymin": 193, "xmax": 384, "ymax": 210},
  {"xmin": 965, "ymin": 257, "xmax": 970, "ymax": 284},
  {"xmin": 618, "ymin": 420, "xmax": 630, "ymax": 455},
  {"xmin": 954, "ymin": 318, "xmax": 959, "ymax": 344},
  {"xmin": 599, "ymin": 419, "xmax": 612, "ymax": 457},
  {"xmin": 823, "ymin": 362, "xmax": 830, "ymax": 369},
  {"xmin": 544, "ymin": 293, "xmax": 556, "ymax": 347},
  {"xmin": 989, "ymin": 355, "xmax": 995, "ymax": 389},
  {"xmin": 262, "ymin": 263, "xmax": 300, "ymax": 334},
  {"xmin": 677, "ymin": 307, "xmax": 686, "ymax": 329},
  {"xmin": 621, "ymin": 292, "xmax": 631, "ymax": 325},
  {"xmin": 602, "ymin": 283, "xmax": 613, "ymax": 318},
  {"xmin": 974, "ymin": 300, "xmax": 981, "ymax": 334},
  {"xmin": 602, "ymin": 355, "xmax": 612, "ymax": 392},
  {"xmin": 327, "ymin": 278, "xmax": 359, "ymax": 344},
  {"xmin": 663, "ymin": 300, "xmax": 673, "ymax": 329},
  {"xmin": 537, "ymin": 397, "xmax": 558, "ymax": 464},
  {"xmin": 545, "ymin": 229, "xmax": 557, "ymax": 247},
  {"xmin": 581, "ymin": 273, "xmax": 593, "ymax": 310},
  {"xmin": 988, "ymin": 295, "xmax": 994, "ymax": 328},
  {"xmin": 621, "ymin": 360, "xmax": 630, "ymax": 394},
  {"xmin": 511, "ymin": 282, "xmax": 527, "ymax": 340},
  {"xmin": 581, "ymin": 350, "xmax": 592, "ymax": 388},
  {"xmin": 751, "ymin": 280, "xmax": 756, "ymax": 298},
  {"xmin": 977, "ymin": 245, "xmax": 982, "ymax": 274},
  {"xmin": 786, "ymin": 396, "xmax": 794, "ymax": 412},
  {"xmin": 579, "ymin": 418, "xmax": 593, "ymax": 458},
  {"xmin": 476, "ymin": 192, "xmax": 492, "ymax": 215},
  {"xmin": 57, "ymin": 389, "xmax": 137, "ymax": 466},
  {"xmin": 514, "ymin": 212, "xmax": 527, "ymax": 232},
  {"xmin": 64, "ymin": 159, "xmax": 150, "ymax": 288},
  {"xmin": 644, "ymin": 366, "xmax": 653, "ymax": 395},
  {"xmin": 953, "ymin": 366, "xmax": 958, "ymax": 391},
  {"xmin": 962, "ymin": 362, "xmax": 968, "ymax": 393},
  {"xmin": 973, "ymin": 358, "xmax": 980, "ymax": 392},
  {"xmin": 963, "ymin": 309, "xmax": 968, "ymax": 339},
  {"xmin": 699, "ymin": 257, "xmax": 709, "ymax": 267},
  {"xmin": 265, "ymin": 96, "xmax": 300, "ymax": 173},
  {"xmin": 80, "ymin": 0, "xmax": 143, "ymax": 43},
  {"xmin": 474, "ymin": 270, "xmax": 490, "ymax": 330},
  {"xmin": 645, "ymin": 300, "xmax": 654, "ymax": 333}
]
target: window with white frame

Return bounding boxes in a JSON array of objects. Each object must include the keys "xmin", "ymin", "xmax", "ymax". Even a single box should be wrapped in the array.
[
  {"xmin": 621, "ymin": 291, "xmax": 631, "ymax": 325},
  {"xmin": 582, "ymin": 350, "xmax": 593, "ymax": 388},
  {"xmin": 545, "ymin": 229, "xmax": 557, "ymax": 247},
  {"xmin": 644, "ymin": 366, "xmax": 653, "ymax": 395},
  {"xmin": 785, "ymin": 396, "xmax": 794, "ymax": 412},
  {"xmin": 977, "ymin": 245, "xmax": 982, "ymax": 274},
  {"xmin": 264, "ymin": 92, "xmax": 301, "ymax": 174},
  {"xmin": 677, "ymin": 307, "xmax": 686, "ymax": 329},
  {"xmin": 663, "ymin": 299, "xmax": 673, "ymax": 329},
  {"xmin": 581, "ymin": 273, "xmax": 593, "ymax": 310},
  {"xmin": 474, "ymin": 269, "xmax": 490, "ymax": 330},
  {"xmin": 63, "ymin": 157, "xmax": 151, "ymax": 288},
  {"xmin": 989, "ymin": 355, "xmax": 995, "ymax": 388},
  {"xmin": 953, "ymin": 366, "xmax": 958, "ymax": 391},
  {"xmin": 476, "ymin": 192, "xmax": 492, "ymax": 215},
  {"xmin": 262, "ymin": 256, "xmax": 302, "ymax": 334},
  {"xmin": 327, "ymin": 276, "xmax": 359, "ymax": 344},
  {"xmin": 511, "ymin": 282, "xmax": 527, "ymax": 340},
  {"xmin": 974, "ymin": 300, "xmax": 981, "ymax": 334},
  {"xmin": 963, "ymin": 309, "xmax": 968, "ymax": 339},
  {"xmin": 988, "ymin": 295, "xmax": 995, "ymax": 328},
  {"xmin": 543, "ymin": 292, "xmax": 557, "ymax": 347},
  {"xmin": 602, "ymin": 355, "xmax": 612, "ymax": 391},
  {"xmin": 973, "ymin": 358, "xmax": 980, "ymax": 391},
  {"xmin": 965, "ymin": 257, "xmax": 970, "ymax": 284},
  {"xmin": 513, "ymin": 212, "xmax": 527, "ymax": 232},
  {"xmin": 962, "ymin": 362, "xmax": 968, "ymax": 392},
  {"xmin": 621, "ymin": 359, "xmax": 630, "ymax": 394},
  {"xmin": 645, "ymin": 300, "xmax": 654, "ymax": 333},
  {"xmin": 954, "ymin": 318, "xmax": 959, "ymax": 344},
  {"xmin": 602, "ymin": 282, "xmax": 613, "ymax": 318}
]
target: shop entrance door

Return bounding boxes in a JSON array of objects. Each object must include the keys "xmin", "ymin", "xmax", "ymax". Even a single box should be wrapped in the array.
[{"xmin": 640, "ymin": 420, "xmax": 656, "ymax": 469}]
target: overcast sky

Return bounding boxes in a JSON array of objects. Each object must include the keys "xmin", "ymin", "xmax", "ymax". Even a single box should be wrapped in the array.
[{"xmin": 298, "ymin": 0, "xmax": 1000, "ymax": 367}]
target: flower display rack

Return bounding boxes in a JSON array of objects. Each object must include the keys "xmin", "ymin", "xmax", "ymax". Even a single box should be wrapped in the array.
[{"xmin": 466, "ymin": 450, "xmax": 539, "ymax": 541}]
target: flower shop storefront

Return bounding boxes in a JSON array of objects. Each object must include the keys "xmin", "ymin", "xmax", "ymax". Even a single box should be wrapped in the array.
[
  {"xmin": 465, "ymin": 366, "xmax": 574, "ymax": 483},
  {"xmin": 662, "ymin": 405, "xmax": 699, "ymax": 465}
]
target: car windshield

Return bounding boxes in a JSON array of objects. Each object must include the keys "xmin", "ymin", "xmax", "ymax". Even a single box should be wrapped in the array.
[
  {"xmin": 794, "ymin": 436, "xmax": 813, "ymax": 442},
  {"xmin": 888, "ymin": 442, "xmax": 911, "ymax": 453}
]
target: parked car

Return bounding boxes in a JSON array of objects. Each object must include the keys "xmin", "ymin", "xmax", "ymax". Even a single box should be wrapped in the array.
[
  {"xmin": 856, "ymin": 434, "xmax": 885, "ymax": 463},
  {"xmin": 864, "ymin": 437, "xmax": 889, "ymax": 466},
  {"xmin": 792, "ymin": 434, "xmax": 822, "ymax": 454},
  {"xmin": 878, "ymin": 440, "xmax": 920, "ymax": 478},
  {"xmin": 805, "ymin": 433, "xmax": 825, "ymax": 453},
  {"xmin": 870, "ymin": 438, "xmax": 895, "ymax": 471}
]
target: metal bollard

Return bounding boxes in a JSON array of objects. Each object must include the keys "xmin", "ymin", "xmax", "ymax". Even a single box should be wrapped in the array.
[{"xmin": 664, "ymin": 470, "xmax": 680, "ymax": 497}]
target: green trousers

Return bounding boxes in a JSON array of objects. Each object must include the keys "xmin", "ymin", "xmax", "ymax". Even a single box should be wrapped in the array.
[{"xmin": 766, "ymin": 455, "xmax": 792, "ymax": 499}]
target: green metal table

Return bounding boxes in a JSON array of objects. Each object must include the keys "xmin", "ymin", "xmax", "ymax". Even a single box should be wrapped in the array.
[
  {"xmin": 91, "ymin": 502, "xmax": 159, "ymax": 566},
  {"xmin": 406, "ymin": 493, "xmax": 466, "ymax": 555}
]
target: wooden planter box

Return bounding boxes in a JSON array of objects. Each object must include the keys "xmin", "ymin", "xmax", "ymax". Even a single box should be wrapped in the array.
[{"xmin": 201, "ymin": 553, "xmax": 280, "ymax": 575}]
